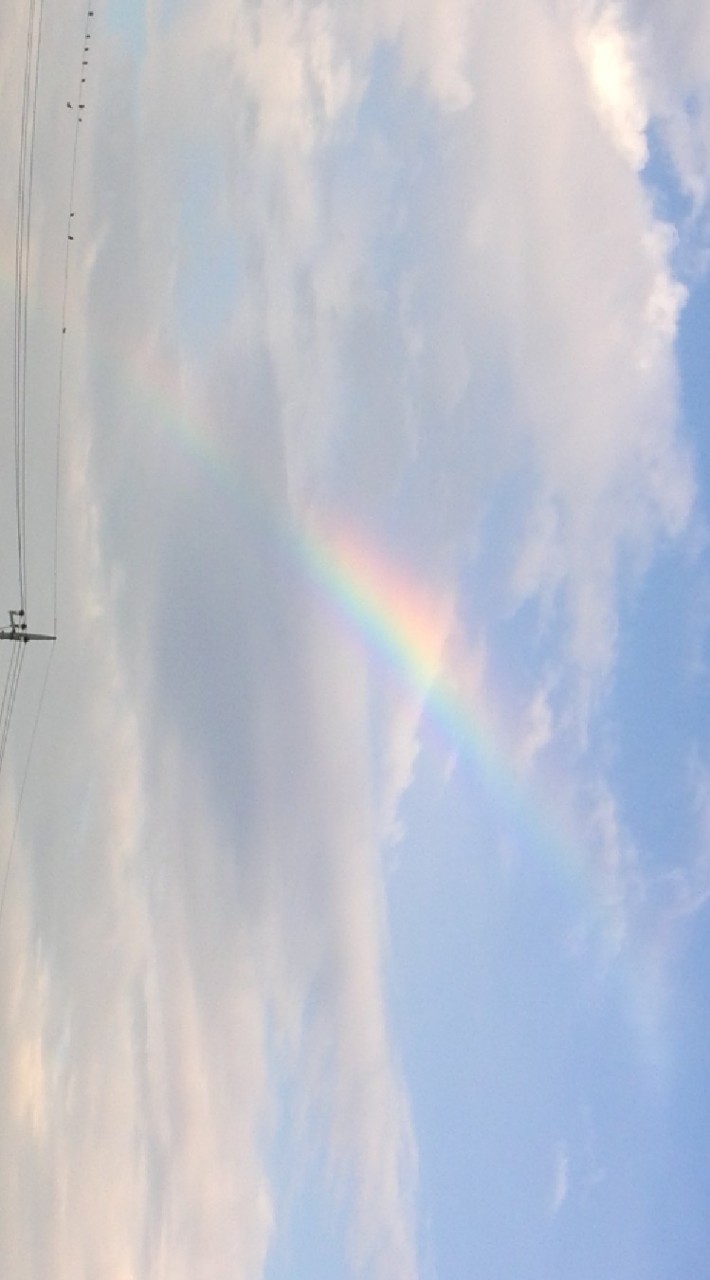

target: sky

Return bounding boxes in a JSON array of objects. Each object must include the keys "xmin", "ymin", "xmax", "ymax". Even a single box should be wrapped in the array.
[{"xmin": 1, "ymin": 0, "xmax": 710, "ymax": 1277}]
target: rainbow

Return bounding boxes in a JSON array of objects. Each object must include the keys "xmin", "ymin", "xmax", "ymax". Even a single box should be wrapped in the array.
[
  {"xmin": 17, "ymin": 240, "xmax": 631, "ymax": 968},
  {"xmin": 19, "ymin": 245, "xmax": 668, "ymax": 1080},
  {"xmin": 298, "ymin": 512, "xmax": 675, "ymax": 1086},
  {"xmin": 111, "ymin": 345, "xmax": 615, "ymax": 926},
  {"xmin": 300, "ymin": 511, "xmax": 589, "ymax": 890},
  {"xmin": 0, "ymin": 30, "xmax": 667, "ymax": 1090},
  {"xmin": 0, "ymin": 172, "xmax": 622, "ymax": 959},
  {"xmin": 88, "ymin": 338, "xmax": 606, "ymax": 914}
]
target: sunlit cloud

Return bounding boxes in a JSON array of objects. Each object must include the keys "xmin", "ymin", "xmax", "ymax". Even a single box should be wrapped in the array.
[{"xmin": 1, "ymin": 1, "xmax": 710, "ymax": 1277}]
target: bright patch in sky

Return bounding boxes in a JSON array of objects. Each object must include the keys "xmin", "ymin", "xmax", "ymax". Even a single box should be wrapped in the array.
[
  {"xmin": 577, "ymin": 6, "xmax": 650, "ymax": 169},
  {"xmin": 1, "ymin": 1, "xmax": 710, "ymax": 1278}
]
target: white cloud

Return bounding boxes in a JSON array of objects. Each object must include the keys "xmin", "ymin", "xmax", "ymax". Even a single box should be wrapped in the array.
[
  {"xmin": 517, "ymin": 681, "xmax": 556, "ymax": 772},
  {"xmin": 461, "ymin": 2, "xmax": 694, "ymax": 712},
  {"xmin": 549, "ymin": 1140, "xmax": 570, "ymax": 1215},
  {"xmin": 575, "ymin": 4, "xmax": 650, "ymax": 171},
  {"xmin": 632, "ymin": 0, "xmax": 710, "ymax": 219},
  {"xmin": 658, "ymin": 751, "xmax": 710, "ymax": 920},
  {"xmin": 3, "ymin": 0, "xmax": 710, "ymax": 1275}
]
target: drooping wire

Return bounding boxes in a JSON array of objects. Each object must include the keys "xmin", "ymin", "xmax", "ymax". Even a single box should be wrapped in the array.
[
  {"xmin": 0, "ymin": 643, "xmax": 54, "ymax": 939},
  {"xmin": 21, "ymin": 0, "xmax": 46, "ymax": 615},
  {"xmin": 0, "ymin": 8, "xmax": 97, "ymax": 939},
  {"xmin": 14, "ymin": 0, "xmax": 34, "ymax": 612},
  {"xmin": 0, "ymin": 645, "xmax": 26, "ymax": 786},
  {"xmin": 14, "ymin": 0, "xmax": 46, "ymax": 618},
  {"xmin": 52, "ymin": 4, "xmax": 96, "ymax": 636},
  {"xmin": 0, "ymin": 648, "xmax": 21, "ymax": 760},
  {"xmin": 13, "ymin": 0, "xmax": 92, "ymax": 635}
]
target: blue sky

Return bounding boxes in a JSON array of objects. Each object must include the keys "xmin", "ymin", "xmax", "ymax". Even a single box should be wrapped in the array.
[{"xmin": 1, "ymin": 1, "xmax": 710, "ymax": 1278}]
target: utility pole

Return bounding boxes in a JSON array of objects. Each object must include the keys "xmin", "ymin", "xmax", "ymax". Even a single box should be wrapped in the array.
[{"xmin": 0, "ymin": 610, "xmax": 55, "ymax": 643}]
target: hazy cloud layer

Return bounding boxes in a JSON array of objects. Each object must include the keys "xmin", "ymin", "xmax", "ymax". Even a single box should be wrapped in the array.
[{"xmin": 1, "ymin": 0, "xmax": 708, "ymax": 1277}]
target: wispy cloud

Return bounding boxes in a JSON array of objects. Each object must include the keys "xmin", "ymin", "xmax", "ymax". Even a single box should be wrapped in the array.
[{"xmin": 549, "ymin": 1140, "xmax": 570, "ymax": 1216}]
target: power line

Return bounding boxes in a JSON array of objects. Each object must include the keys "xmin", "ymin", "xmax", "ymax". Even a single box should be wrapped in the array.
[
  {"xmin": 0, "ymin": 6, "xmax": 98, "ymax": 935},
  {"xmin": 0, "ymin": 643, "xmax": 54, "ymax": 937},
  {"xmin": 53, "ymin": 4, "xmax": 97, "ymax": 634},
  {"xmin": 14, "ymin": 0, "xmax": 45, "ymax": 617},
  {"xmin": 0, "ymin": 644, "xmax": 26, "ymax": 784}
]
